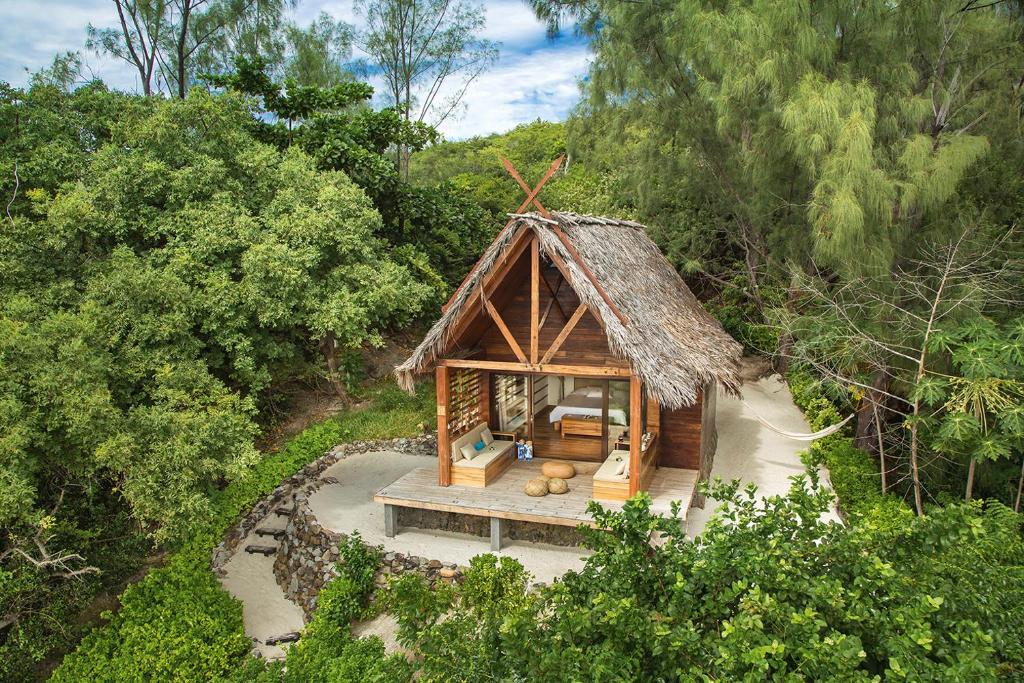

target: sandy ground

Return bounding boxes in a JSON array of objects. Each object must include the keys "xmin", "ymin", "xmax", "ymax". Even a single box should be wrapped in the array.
[
  {"xmin": 219, "ymin": 516, "xmax": 306, "ymax": 660},
  {"xmin": 352, "ymin": 613, "xmax": 403, "ymax": 654},
  {"xmin": 220, "ymin": 372, "xmax": 835, "ymax": 653},
  {"xmin": 308, "ymin": 453, "xmax": 589, "ymax": 583},
  {"xmin": 686, "ymin": 374, "xmax": 840, "ymax": 535}
]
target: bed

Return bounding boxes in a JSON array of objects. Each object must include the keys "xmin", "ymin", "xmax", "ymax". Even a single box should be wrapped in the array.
[{"xmin": 548, "ymin": 386, "xmax": 628, "ymax": 426}]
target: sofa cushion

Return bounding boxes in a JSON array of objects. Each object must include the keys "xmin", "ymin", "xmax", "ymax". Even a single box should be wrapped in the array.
[
  {"xmin": 453, "ymin": 439, "xmax": 513, "ymax": 469},
  {"xmin": 459, "ymin": 444, "xmax": 477, "ymax": 462},
  {"xmin": 481, "ymin": 426, "xmax": 494, "ymax": 445},
  {"xmin": 594, "ymin": 450, "xmax": 630, "ymax": 482}
]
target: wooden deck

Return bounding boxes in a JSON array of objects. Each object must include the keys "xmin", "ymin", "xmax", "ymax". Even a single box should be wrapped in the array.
[{"xmin": 373, "ymin": 458, "xmax": 698, "ymax": 547}]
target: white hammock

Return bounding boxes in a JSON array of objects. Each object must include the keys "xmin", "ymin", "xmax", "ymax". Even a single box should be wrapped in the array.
[{"xmin": 741, "ymin": 399, "xmax": 854, "ymax": 441}]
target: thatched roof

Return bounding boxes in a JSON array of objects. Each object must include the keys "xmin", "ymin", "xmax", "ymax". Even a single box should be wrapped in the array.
[{"xmin": 395, "ymin": 211, "xmax": 742, "ymax": 409}]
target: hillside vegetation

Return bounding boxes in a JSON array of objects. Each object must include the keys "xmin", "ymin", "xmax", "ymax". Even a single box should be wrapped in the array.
[{"xmin": 2, "ymin": 0, "xmax": 1024, "ymax": 680}]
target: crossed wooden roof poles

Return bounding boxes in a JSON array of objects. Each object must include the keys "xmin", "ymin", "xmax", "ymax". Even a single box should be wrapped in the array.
[{"xmin": 443, "ymin": 156, "xmax": 628, "ymax": 328}]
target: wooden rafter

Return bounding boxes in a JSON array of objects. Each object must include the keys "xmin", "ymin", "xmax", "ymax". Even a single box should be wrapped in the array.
[
  {"xmin": 483, "ymin": 297, "xmax": 527, "ymax": 363},
  {"xmin": 442, "ymin": 156, "xmax": 565, "ymax": 313},
  {"xmin": 501, "ymin": 158, "xmax": 629, "ymax": 327},
  {"xmin": 538, "ymin": 274, "xmax": 564, "ymax": 332},
  {"xmin": 540, "ymin": 270, "xmax": 568, "ymax": 320},
  {"xmin": 540, "ymin": 303, "xmax": 588, "ymax": 365},
  {"xmin": 439, "ymin": 358, "xmax": 631, "ymax": 377}
]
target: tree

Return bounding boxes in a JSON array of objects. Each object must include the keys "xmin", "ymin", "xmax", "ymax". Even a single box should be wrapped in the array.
[
  {"xmin": 533, "ymin": 0, "xmax": 1022, "ymax": 307},
  {"xmin": 208, "ymin": 56, "xmax": 492, "ymax": 287},
  {"xmin": 356, "ymin": 0, "xmax": 498, "ymax": 177},
  {"xmin": 281, "ymin": 12, "xmax": 354, "ymax": 88},
  {"xmin": 87, "ymin": 0, "xmax": 294, "ymax": 97},
  {"xmin": 783, "ymin": 224, "xmax": 1023, "ymax": 513},
  {"xmin": 391, "ymin": 483, "xmax": 1024, "ymax": 679}
]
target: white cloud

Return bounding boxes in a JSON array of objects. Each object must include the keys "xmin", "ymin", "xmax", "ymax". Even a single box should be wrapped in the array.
[
  {"xmin": 0, "ymin": 0, "xmax": 588, "ymax": 137},
  {"xmin": 434, "ymin": 42, "xmax": 589, "ymax": 138}
]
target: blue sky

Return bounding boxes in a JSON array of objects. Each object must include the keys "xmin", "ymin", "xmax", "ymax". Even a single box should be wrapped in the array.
[{"xmin": 0, "ymin": 0, "xmax": 590, "ymax": 139}]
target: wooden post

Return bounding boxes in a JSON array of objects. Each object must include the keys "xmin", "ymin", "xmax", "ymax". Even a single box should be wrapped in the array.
[
  {"xmin": 601, "ymin": 379, "xmax": 610, "ymax": 458},
  {"xmin": 530, "ymin": 236, "xmax": 539, "ymax": 364},
  {"xmin": 437, "ymin": 366, "xmax": 451, "ymax": 486},
  {"xmin": 527, "ymin": 373, "xmax": 535, "ymax": 443},
  {"xmin": 629, "ymin": 375, "xmax": 642, "ymax": 496},
  {"xmin": 490, "ymin": 517, "xmax": 505, "ymax": 551},
  {"xmin": 384, "ymin": 504, "xmax": 398, "ymax": 538}
]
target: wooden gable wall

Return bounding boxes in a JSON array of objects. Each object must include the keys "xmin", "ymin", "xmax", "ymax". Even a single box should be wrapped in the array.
[{"xmin": 452, "ymin": 233, "xmax": 627, "ymax": 368}]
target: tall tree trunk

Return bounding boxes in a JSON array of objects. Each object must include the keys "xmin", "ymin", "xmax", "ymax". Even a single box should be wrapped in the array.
[
  {"xmin": 775, "ymin": 271, "xmax": 800, "ymax": 374},
  {"xmin": 854, "ymin": 369, "xmax": 889, "ymax": 454},
  {"xmin": 965, "ymin": 458, "xmax": 977, "ymax": 502},
  {"xmin": 176, "ymin": 2, "xmax": 191, "ymax": 99},
  {"xmin": 908, "ymin": 417, "xmax": 925, "ymax": 516},
  {"xmin": 873, "ymin": 401, "xmax": 887, "ymax": 493},
  {"xmin": 1015, "ymin": 457, "xmax": 1023, "ymax": 513},
  {"xmin": 321, "ymin": 332, "xmax": 347, "ymax": 398}
]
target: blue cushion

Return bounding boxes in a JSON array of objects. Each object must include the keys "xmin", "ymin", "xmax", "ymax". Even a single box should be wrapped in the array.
[{"xmin": 474, "ymin": 440, "xmax": 485, "ymax": 451}]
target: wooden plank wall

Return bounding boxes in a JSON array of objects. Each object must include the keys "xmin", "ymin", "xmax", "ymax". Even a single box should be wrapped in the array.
[
  {"xmin": 477, "ymin": 260, "xmax": 627, "ymax": 368},
  {"xmin": 657, "ymin": 388, "xmax": 704, "ymax": 470}
]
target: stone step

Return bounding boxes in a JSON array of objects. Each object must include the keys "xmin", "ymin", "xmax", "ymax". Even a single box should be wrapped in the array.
[
  {"xmin": 265, "ymin": 632, "xmax": 300, "ymax": 646},
  {"xmin": 254, "ymin": 527, "xmax": 286, "ymax": 540},
  {"xmin": 244, "ymin": 544, "xmax": 277, "ymax": 556},
  {"xmin": 273, "ymin": 506, "xmax": 294, "ymax": 517}
]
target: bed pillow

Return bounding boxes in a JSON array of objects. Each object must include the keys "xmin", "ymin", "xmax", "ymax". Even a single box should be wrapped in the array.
[
  {"xmin": 614, "ymin": 460, "xmax": 627, "ymax": 476},
  {"xmin": 481, "ymin": 427, "xmax": 494, "ymax": 445},
  {"xmin": 585, "ymin": 388, "xmax": 602, "ymax": 398},
  {"xmin": 460, "ymin": 444, "xmax": 476, "ymax": 462}
]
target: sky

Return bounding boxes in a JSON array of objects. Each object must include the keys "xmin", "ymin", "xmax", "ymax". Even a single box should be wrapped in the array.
[{"xmin": 0, "ymin": 0, "xmax": 591, "ymax": 139}]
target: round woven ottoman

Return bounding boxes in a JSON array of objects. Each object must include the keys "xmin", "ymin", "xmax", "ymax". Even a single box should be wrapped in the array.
[
  {"xmin": 524, "ymin": 478, "xmax": 549, "ymax": 497},
  {"xmin": 541, "ymin": 461, "xmax": 576, "ymax": 479},
  {"xmin": 547, "ymin": 477, "xmax": 569, "ymax": 494}
]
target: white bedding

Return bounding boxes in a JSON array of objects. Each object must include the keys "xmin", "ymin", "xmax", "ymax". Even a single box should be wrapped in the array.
[{"xmin": 548, "ymin": 388, "xmax": 628, "ymax": 425}]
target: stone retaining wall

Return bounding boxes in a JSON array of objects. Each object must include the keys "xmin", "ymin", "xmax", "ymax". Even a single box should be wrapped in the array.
[
  {"xmin": 211, "ymin": 434, "xmax": 436, "ymax": 574},
  {"xmin": 397, "ymin": 507, "xmax": 584, "ymax": 547},
  {"xmin": 272, "ymin": 493, "xmax": 465, "ymax": 616}
]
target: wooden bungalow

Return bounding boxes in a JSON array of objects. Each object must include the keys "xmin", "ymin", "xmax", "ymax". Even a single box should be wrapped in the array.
[{"xmin": 377, "ymin": 209, "xmax": 742, "ymax": 548}]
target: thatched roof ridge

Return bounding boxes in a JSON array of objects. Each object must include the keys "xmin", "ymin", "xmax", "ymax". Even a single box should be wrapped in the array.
[{"xmin": 395, "ymin": 212, "xmax": 742, "ymax": 409}]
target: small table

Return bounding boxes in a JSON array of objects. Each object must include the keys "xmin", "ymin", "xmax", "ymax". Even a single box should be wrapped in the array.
[{"xmin": 561, "ymin": 414, "xmax": 602, "ymax": 437}]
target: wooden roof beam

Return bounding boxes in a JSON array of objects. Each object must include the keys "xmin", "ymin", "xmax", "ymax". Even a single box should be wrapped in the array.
[{"xmin": 540, "ymin": 303, "xmax": 588, "ymax": 365}]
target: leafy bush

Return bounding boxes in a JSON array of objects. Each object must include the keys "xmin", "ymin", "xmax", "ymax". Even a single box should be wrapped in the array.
[
  {"xmin": 787, "ymin": 367, "xmax": 913, "ymax": 526},
  {"xmin": 392, "ymin": 483, "xmax": 1024, "ymax": 681},
  {"xmin": 240, "ymin": 532, "xmax": 411, "ymax": 683},
  {"xmin": 49, "ymin": 380, "xmax": 432, "ymax": 682}
]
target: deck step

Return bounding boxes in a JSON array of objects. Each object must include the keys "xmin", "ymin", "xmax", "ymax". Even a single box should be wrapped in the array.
[
  {"xmin": 273, "ymin": 506, "xmax": 294, "ymax": 517},
  {"xmin": 254, "ymin": 527, "xmax": 286, "ymax": 540},
  {"xmin": 244, "ymin": 544, "xmax": 277, "ymax": 556},
  {"xmin": 265, "ymin": 632, "xmax": 300, "ymax": 646}
]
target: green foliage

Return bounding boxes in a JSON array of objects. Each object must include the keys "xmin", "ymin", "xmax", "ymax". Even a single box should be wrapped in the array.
[
  {"xmin": 788, "ymin": 367, "xmax": 913, "ymax": 526},
  {"xmin": 1, "ymin": 85, "xmax": 431, "ymax": 547},
  {"xmin": 50, "ymin": 551, "xmax": 250, "ymax": 683},
  {"xmin": 392, "ymin": 482, "xmax": 1024, "ymax": 681},
  {"xmin": 50, "ymin": 380, "xmax": 432, "ymax": 682}
]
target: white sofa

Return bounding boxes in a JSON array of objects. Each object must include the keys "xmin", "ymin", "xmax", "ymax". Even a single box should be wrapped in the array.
[{"xmin": 449, "ymin": 423, "xmax": 515, "ymax": 487}]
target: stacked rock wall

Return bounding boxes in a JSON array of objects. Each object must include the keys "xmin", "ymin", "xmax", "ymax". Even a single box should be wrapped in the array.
[
  {"xmin": 211, "ymin": 435, "xmax": 436, "ymax": 573},
  {"xmin": 272, "ymin": 494, "xmax": 466, "ymax": 616}
]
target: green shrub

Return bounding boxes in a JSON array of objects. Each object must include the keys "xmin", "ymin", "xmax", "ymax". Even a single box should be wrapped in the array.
[
  {"xmin": 316, "ymin": 534, "xmax": 379, "ymax": 626},
  {"xmin": 50, "ymin": 379, "xmax": 432, "ymax": 682},
  {"xmin": 247, "ymin": 532, "xmax": 410, "ymax": 683},
  {"xmin": 50, "ymin": 551, "xmax": 249, "ymax": 683},
  {"xmin": 786, "ymin": 367, "xmax": 915, "ymax": 527},
  {"xmin": 391, "ymin": 484, "xmax": 1024, "ymax": 681}
]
